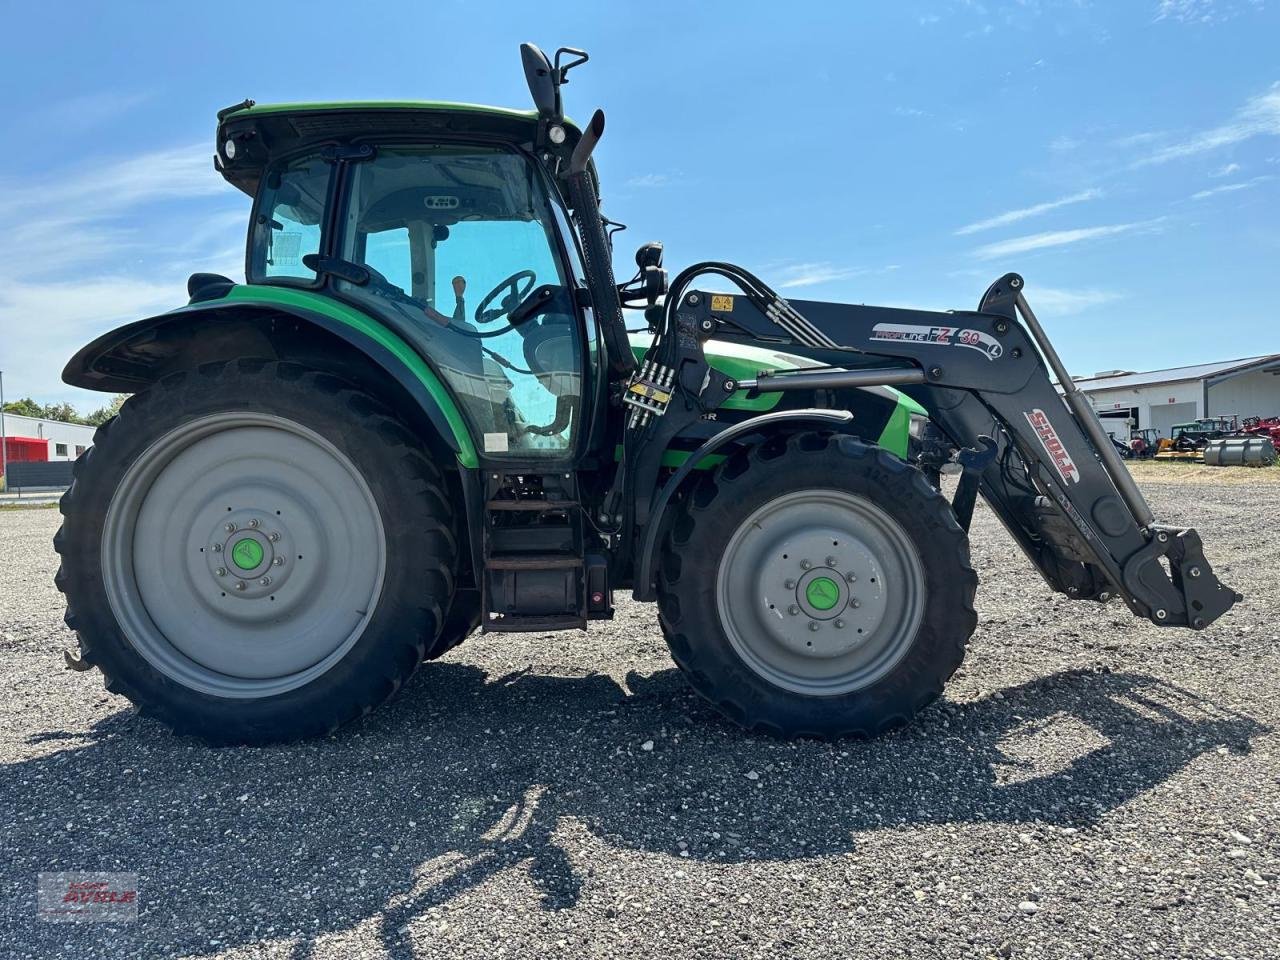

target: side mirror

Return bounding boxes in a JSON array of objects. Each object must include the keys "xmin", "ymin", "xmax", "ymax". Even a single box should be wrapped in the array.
[
  {"xmin": 521, "ymin": 43, "xmax": 560, "ymax": 119},
  {"xmin": 635, "ymin": 241, "xmax": 663, "ymax": 270}
]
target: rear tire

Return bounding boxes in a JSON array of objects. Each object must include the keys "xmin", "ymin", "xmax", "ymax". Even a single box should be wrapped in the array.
[
  {"xmin": 657, "ymin": 432, "xmax": 976, "ymax": 739},
  {"xmin": 55, "ymin": 359, "xmax": 460, "ymax": 744}
]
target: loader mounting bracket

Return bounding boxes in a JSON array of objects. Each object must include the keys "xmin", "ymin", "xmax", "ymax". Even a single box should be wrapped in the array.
[{"xmin": 1122, "ymin": 526, "xmax": 1241, "ymax": 629}]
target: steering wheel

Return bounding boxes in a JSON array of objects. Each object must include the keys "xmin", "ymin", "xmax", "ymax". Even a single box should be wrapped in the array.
[{"xmin": 475, "ymin": 270, "xmax": 537, "ymax": 324}]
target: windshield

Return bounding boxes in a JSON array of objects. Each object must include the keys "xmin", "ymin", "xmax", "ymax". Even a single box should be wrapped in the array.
[{"xmin": 334, "ymin": 145, "xmax": 582, "ymax": 458}]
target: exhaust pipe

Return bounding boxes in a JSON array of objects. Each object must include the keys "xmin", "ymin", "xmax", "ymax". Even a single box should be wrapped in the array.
[{"xmin": 569, "ymin": 109, "xmax": 605, "ymax": 174}]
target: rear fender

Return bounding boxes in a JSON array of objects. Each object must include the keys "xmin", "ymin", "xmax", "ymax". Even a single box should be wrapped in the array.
[{"xmin": 62, "ymin": 287, "xmax": 478, "ymax": 468}]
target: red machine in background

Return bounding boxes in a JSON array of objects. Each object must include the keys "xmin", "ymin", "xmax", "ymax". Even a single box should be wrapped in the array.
[{"xmin": 1240, "ymin": 416, "xmax": 1280, "ymax": 446}]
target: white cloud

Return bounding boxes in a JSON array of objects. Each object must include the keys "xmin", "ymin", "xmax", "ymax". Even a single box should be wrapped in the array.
[
  {"xmin": 0, "ymin": 142, "xmax": 246, "ymax": 407},
  {"xmin": 955, "ymin": 189, "xmax": 1103, "ymax": 236},
  {"xmin": 972, "ymin": 220, "xmax": 1163, "ymax": 260},
  {"xmin": 1154, "ymin": 0, "xmax": 1263, "ymax": 24},
  {"xmin": 1209, "ymin": 162, "xmax": 1241, "ymax": 177},
  {"xmin": 0, "ymin": 276, "xmax": 180, "ymax": 405},
  {"xmin": 1135, "ymin": 82, "xmax": 1280, "ymax": 166},
  {"xmin": 625, "ymin": 173, "xmax": 674, "ymax": 188},
  {"xmin": 774, "ymin": 262, "xmax": 899, "ymax": 289},
  {"xmin": 0, "ymin": 143, "xmax": 239, "ymax": 279},
  {"xmin": 1029, "ymin": 287, "xmax": 1125, "ymax": 316},
  {"xmin": 1189, "ymin": 175, "xmax": 1272, "ymax": 199}
]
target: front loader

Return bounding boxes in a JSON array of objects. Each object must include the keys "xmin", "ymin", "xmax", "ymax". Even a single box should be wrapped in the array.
[{"xmin": 54, "ymin": 43, "xmax": 1239, "ymax": 743}]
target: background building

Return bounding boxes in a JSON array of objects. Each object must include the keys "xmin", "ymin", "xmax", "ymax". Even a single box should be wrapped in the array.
[
  {"xmin": 1070, "ymin": 355, "xmax": 1280, "ymax": 441},
  {"xmin": 1, "ymin": 413, "xmax": 96, "ymax": 463}
]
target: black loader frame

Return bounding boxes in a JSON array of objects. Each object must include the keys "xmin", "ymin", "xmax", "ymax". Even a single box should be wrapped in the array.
[{"xmin": 612, "ymin": 261, "xmax": 1238, "ymax": 632}]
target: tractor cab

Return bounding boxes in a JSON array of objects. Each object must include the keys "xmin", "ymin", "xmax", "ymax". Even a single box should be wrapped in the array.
[{"xmin": 217, "ymin": 102, "xmax": 603, "ymax": 461}]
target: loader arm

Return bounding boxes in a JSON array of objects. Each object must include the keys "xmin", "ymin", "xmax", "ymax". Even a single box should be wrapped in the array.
[{"xmin": 624, "ymin": 267, "xmax": 1239, "ymax": 631}]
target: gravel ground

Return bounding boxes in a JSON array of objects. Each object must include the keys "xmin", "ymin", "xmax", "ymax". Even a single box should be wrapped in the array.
[{"xmin": 1, "ymin": 478, "xmax": 1277, "ymax": 959}]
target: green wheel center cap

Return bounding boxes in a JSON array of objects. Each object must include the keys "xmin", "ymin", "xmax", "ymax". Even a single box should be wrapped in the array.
[
  {"xmin": 231, "ymin": 537, "xmax": 265, "ymax": 571},
  {"xmin": 805, "ymin": 576, "xmax": 841, "ymax": 611}
]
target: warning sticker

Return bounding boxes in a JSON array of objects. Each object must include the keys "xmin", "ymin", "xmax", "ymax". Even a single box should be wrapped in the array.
[
  {"xmin": 483, "ymin": 432, "xmax": 509, "ymax": 454},
  {"xmin": 272, "ymin": 232, "xmax": 303, "ymax": 267},
  {"xmin": 710, "ymin": 294, "xmax": 735, "ymax": 313}
]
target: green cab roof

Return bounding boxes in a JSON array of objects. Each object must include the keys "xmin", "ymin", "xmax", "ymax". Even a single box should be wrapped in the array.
[
  {"xmin": 215, "ymin": 99, "xmax": 583, "ymax": 197},
  {"xmin": 225, "ymin": 99, "xmax": 546, "ymax": 122}
]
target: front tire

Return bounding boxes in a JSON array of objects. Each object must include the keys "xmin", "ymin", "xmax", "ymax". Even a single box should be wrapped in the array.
[
  {"xmin": 657, "ymin": 432, "xmax": 977, "ymax": 739},
  {"xmin": 55, "ymin": 359, "xmax": 459, "ymax": 744}
]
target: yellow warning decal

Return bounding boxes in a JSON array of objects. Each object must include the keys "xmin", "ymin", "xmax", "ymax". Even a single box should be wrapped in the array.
[
  {"xmin": 628, "ymin": 383, "xmax": 671, "ymax": 403},
  {"xmin": 710, "ymin": 294, "xmax": 735, "ymax": 313}
]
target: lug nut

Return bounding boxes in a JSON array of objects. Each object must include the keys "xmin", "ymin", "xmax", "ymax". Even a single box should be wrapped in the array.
[
  {"xmin": 259, "ymin": 576, "xmax": 272, "ymax": 586},
  {"xmin": 850, "ymin": 598, "xmax": 861, "ymax": 609},
  {"xmin": 800, "ymin": 559, "xmax": 812, "ymax": 570},
  {"xmin": 215, "ymin": 567, "xmax": 226, "ymax": 577},
  {"xmin": 224, "ymin": 522, "xmax": 236, "ymax": 533},
  {"xmin": 273, "ymin": 557, "xmax": 284, "ymax": 567},
  {"xmin": 846, "ymin": 572, "xmax": 857, "ymax": 583},
  {"xmin": 1188, "ymin": 566, "xmax": 1201, "ymax": 578},
  {"xmin": 808, "ymin": 621, "xmax": 820, "ymax": 632},
  {"xmin": 248, "ymin": 518, "xmax": 260, "ymax": 529},
  {"xmin": 234, "ymin": 580, "xmax": 247, "ymax": 591},
  {"xmin": 834, "ymin": 619, "xmax": 845, "ymax": 629},
  {"xmin": 268, "ymin": 532, "xmax": 281, "ymax": 542},
  {"xmin": 211, "ymin": 543, "xmax": 222, "ymax": 553},
  {"xmin": 784, "ymin": 579, "xmax": 797, "ymax": 589},
  {"xmin": 825, "ymin": 557, "xmax": 838, "ymax": 567},
  {"xmin": 787, "ymin": 605, "xmax": 800, "ymax": 616}
]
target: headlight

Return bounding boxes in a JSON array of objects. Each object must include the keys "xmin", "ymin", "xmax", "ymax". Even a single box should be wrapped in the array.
[{"xmin": 223, "ymin": 138, "xmax": 236, "ymax": 161}]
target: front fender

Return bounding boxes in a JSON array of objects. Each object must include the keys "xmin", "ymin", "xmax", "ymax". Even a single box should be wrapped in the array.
[
  {"xmin": 632, "ymin": 408, "xmax": 856, "ymax": 601},
  {"xmin": 62, "ymin": 284, "xmax": 479, "ymax": 468}
]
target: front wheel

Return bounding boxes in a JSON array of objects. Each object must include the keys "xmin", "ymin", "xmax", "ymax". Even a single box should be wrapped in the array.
[
  {"xmin": 657, "ymin": 432, "xmax": 977, "ymax": 739},
  {"xmin": 55, "ymin": 359, "xmax": 460, "ymax": 744}
]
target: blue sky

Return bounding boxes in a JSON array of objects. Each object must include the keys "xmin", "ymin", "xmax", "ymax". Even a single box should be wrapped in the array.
[{"xmin": 1, "ymin": 0, "xmax": 1276, "ymax": 411}]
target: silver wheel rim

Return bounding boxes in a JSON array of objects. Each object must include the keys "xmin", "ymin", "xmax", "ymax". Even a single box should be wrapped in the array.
[
  {"xmin": 101, "ymin": 412, "xmax": 386, "ymax": 699},
  {"xmin": 716, "ymin": 489, "xmax": 925, "ymax": 696}
]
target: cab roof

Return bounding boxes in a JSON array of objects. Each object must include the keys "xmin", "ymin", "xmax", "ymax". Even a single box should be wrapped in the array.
[{"xmin": 215, "ymin": 100, "xmax": 584, "ymax": 197}]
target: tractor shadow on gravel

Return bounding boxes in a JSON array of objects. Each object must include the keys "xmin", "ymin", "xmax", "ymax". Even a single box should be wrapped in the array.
[{"xmin": 6, "ymin": 665, "xmax": 1265, "ymax": 959}]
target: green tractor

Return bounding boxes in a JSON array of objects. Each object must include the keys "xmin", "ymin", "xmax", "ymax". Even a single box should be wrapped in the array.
[{"xmin": 55, "ymin": 44, "xmax": 1239, "ymax": 744}]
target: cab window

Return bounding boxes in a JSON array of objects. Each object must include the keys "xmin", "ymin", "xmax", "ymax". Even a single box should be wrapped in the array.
[
  {"xmin": 250, "ymin": 154, "xmax": 329, "ymax": 282},
  {"xmin": 335, "ymin": 146, "xmax": 582, "ymax": 458}
]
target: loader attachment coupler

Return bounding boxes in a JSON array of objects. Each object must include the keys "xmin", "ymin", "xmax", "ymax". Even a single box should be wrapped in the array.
[{"xmin": 644, "ymin": 266, "xmax": 1240, "ymax": 631}]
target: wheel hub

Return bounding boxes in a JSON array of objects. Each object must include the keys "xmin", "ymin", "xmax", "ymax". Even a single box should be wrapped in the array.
[
  {"xmin": 757, "ymin": 527, "xmax": 890, "ymax": 659},
  {"xmin": 716, "ymin": 489, "xmax": 925, "ymax": 696},
  {"xmin": 204, "ymin": 510, "xmax": 298, "ymax": 600}
]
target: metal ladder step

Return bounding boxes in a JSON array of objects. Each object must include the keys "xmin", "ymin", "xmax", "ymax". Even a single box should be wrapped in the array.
[
  {"xmin": 483, "ymin": 613, "xmax": 587, "ymax": 634},
  {"xmin": 485, "ymin": 554, "xmax": 583, "ymax": 571},
  {"xmin": 485, "ymin": 499, "xmax": 578, "ymax": 512}
]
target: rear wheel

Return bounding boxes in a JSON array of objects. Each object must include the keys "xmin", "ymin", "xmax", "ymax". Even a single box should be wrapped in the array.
[
  {"xmin": 56, "ymin": 359, "xmax": 459, "ymax": 743},
  {"xmin": 657, "ymin": 432, "xmax": 976, "ymax": 738}
]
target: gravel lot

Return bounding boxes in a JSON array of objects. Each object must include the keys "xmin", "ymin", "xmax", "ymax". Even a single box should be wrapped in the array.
[{"xmin": 2, "ymin": 474, "xmax": 1277, "ymax": 959}]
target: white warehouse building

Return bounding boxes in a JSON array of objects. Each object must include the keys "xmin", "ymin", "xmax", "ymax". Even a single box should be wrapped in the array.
[
  {"xmin": 0, "ymin": 412, "xmax": 97, "ymax": 460},
  {"xmin": 1070, "ymin": 355, "xmax": 1280, "ymax": 442}
]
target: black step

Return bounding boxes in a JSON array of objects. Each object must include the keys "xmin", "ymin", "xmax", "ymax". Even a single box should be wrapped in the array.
[
  {"xmin": 483, "ymin": 613, "xmax": 587, "ymax": 634},
  {"xmin": 485, "ymin": 499, "xmax": 578, "ymax": 512},
  {"xmin": 485, "ymin": 554, "xmax": 583, "ymax": 571}
]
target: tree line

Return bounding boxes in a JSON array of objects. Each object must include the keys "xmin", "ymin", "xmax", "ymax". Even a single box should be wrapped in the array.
[{"xmin": 2, "ymin": 394, "xmax": 128, "ymax": 428}]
